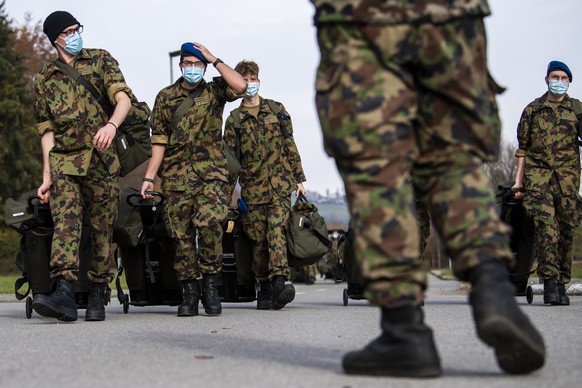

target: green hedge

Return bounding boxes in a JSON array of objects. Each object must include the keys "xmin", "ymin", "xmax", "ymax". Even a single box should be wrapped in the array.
[{"xmin": 0, "ymin": 228, "xmax": 20, "ymax": 275}]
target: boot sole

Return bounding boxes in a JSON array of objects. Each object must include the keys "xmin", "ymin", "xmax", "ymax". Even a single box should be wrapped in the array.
[
  {"xmin": 343, "ymin": 356, "xmax": 441, "ymax": 378},
  {"xmin": 343, "ymin": 365, "xmax": 442, "ymax": 378},
  {"xmin": 177, "ymin": 309, "xmax": 199, "ymax": 317},
  {"xmin": 477, "ymin": 315, "xmax": 545, "ymax": 374},
  {"xmin": 271, "ymin": 287, "xmax": 295, "ymax": 310},
  {"xmin": 85, "ymin": 311, "xmax": 106, "ymax": 321},
  {"xmin": 32, "ymin": 300, "xmax": 77, "ymax": 322},
  {"xmin": 204, "ymin": 309, "xmax": 222, "ymax": 316}
]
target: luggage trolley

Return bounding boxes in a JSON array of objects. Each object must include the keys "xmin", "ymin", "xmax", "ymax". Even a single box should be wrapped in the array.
[
  {"xmin": 498, "ymin": 183, "xmax": 537, "ymax": 304},
  {"xmin": 6, "ymin": 190, "xmax": 107, "ymax": 318},
  {"xmin": 337, "ymin": 227, "xmax": 365, "ymax": 306},
  {"xmin": 115, "ymin": 191, "xmax": 182, "ymax": 313}
]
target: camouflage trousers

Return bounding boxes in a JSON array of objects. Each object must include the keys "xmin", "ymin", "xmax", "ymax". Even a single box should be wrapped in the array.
[
  {"xmin": 315, "ymin": 18, "xmax": 513, "ymax": 308},
  {"xmin": 164, "ymin": 179, "xmax": 229, "ymax": 281},
  {"xmin": 524, "ymin": 176, "xmax": 577, "ymax": 284},
  {"xmin": 241, "ymin": 195, "xmax": 291, "ymax": 281},
  {"xmin": 49, "ymin": 151, "xmax": 119, "ymax": 283}
]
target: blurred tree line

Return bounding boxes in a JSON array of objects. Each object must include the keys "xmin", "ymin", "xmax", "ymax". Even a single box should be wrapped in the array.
[{"xmin": 0, "ymin": 1, "xmax": 54, "ymax": 274}]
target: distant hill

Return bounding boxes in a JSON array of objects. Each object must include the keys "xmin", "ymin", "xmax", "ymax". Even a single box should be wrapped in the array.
[{"xmin": 314, "ymin": 202, "xmax": 349, "ymax": 225}]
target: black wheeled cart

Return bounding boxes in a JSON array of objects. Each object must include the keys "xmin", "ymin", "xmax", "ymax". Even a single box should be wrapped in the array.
[
  {"xmin": 5, "ymin": 190, "xmax": 107, "ymax": 318},
  {"xmin": 497, "ymin": 183, "xmax": 537, "ymax": 304},
  {"xmin": 337, "ymin": 227, "xmax": 365, "ymax": 306},
  {"xmin": 218, "ymin": 207, "xmax": 257, "ymax": 303},
  {"xmin": 114, "ymin": 190, "xmax": 181, "ymax": 313}
]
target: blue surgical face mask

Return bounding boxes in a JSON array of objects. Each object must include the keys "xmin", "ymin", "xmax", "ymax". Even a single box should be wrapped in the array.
[
  {"xmin": 183, "ymin": 66, "xmax": 204, "ymax": 84},
  {"xmin": 63, "ymin": 32, "xmax": 83, "ymax": 56},
  {"xmin": 245, "ymin": 82, "xmax": 260, "ymax": 97},
  {"xmin": 548, "ymin": 79, "xmax": 569, "ymax": 96}
]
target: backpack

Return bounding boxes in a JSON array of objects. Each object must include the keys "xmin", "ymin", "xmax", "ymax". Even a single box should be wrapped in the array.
[
  {"xmin": 54, "ymin": 59, "xmax": 152, "ymax": 177},
  {"xmin": 228, "ymin": 99, "xmax": 290, "ymax": 162},
  {"xmin": 112, "ymin": 187, "xmax": 144, "ymax": 248},
  {"xmin": 4, "ymin": 190, "xmax": 53, "ymax": 231},
  {"xmin": 286, "ymin": 194, "xmax": 332, "ymax": 267}
]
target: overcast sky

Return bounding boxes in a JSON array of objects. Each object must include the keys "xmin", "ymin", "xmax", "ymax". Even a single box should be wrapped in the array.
[{"xmin": 5, "ymin": 0, "xmax": 582, "ymax": 195}]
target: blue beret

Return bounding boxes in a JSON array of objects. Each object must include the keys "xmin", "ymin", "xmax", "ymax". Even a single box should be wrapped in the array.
[
  {"xmin": 180, "ymin": 42, "xmax": 208, "ymax": 64},
  {"xmin": 547, "ymin": 60, "xmax": 572, "ymax": 82}
]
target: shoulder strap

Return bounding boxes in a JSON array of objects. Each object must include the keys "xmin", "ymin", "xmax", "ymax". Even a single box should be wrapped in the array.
[
  {"xmin": 526, "ymin": 97, "xmax": 545, "ymax": 148},
  {"xmin": 54, "ymin": 59, "xmax": 113, "ymax": 116},
  {"xmin": 570, "ymin": 98, "xmax": 582, "ymax": 144},
  {"xmin": 170, "ymin": 85, "xmax": 205, "ymax": 131},
  {"xmin": 230, "ymin": 108, "xmax": 242, "ymax": 160},
  {"xmin": 265, "ymin": 99, "xmax": 290, "ymax": 138}
]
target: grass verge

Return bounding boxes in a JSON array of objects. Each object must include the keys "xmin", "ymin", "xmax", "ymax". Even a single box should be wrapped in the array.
[{"xmin": 0, "ymin": 275, "xmax": 128, "ymax": 296}]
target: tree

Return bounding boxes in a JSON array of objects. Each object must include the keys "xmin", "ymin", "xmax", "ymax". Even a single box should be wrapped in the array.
[
  {"xmin": 0, "ymin": 2, "xmax": 48, "ymax": 223},
  {"xmin": 483, "ymin": 140, "xmax": 518, "ymax": 190}
]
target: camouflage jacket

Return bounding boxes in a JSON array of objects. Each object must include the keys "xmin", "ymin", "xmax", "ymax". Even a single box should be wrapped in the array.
[
  {"xmin": 34, "ymin": 48, "xmax": 132, "ymax": 176},
  {"xmin": 516, "ymin": 92, "xmax": 581, "ymax": 195},
  {"xmin": 224, "ymin": 97, "xmax": 306, "ymax": 204},
  {"xmin": 311, "ymin": 0, "xmax": 491, "ymax": 25},
  {"xmin": 151, "ymin": 76, "xmax": 240, "ymax": 191}
]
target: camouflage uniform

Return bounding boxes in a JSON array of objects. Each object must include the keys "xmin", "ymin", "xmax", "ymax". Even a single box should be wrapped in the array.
[
  {"xmin": 516, "ymin": 93, "xmax": 582, "ymax": 284},
  {"xmin": 224, "ymin": 98, "xmax": 306, "ymax": 281},
  {"xmin": 34, "ymin": 48, "xmax": 129, "ymax": 283},
  {"xmin": 151, "ymin": 76, "xmax": 238, "ymax": 281},
  {"xmin": 312, "ymin": 0, "xmax": 513, "ymax": 308}
]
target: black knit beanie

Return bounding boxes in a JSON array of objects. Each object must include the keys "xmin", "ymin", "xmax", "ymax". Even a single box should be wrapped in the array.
[{"xmin": 43, "ymin": 11, "xmax": 80, "ymax": 45}]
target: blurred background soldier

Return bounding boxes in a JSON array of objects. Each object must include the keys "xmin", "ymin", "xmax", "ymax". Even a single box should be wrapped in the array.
[
  {"xmin": 311, "ymin": 0, "xmax": 545, "ymax": 378},
  {"xmin": 141, "ymin": 42, "xmax": 246, "ymax": 317},
  {"xmin": 224, "ymin": 60, "xmax": 307, "ymax": 310},
  {"xmin": 513, "ymin": 60, "xmax": 581, "ymax": 306},
  {"xmin": 33, "ymin": 11, "xmax": 132, "ymax": 322}
]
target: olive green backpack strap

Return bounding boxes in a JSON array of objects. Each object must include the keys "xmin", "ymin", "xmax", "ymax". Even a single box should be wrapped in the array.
[
  {"xmin": 170, "ymin": 86, "xmax": 205, "ymax": 131},
  {"xmin": 265, "ymin": 99, "xmax": 290, "ymax": 138},
  {"xmin": 526, "ymin": 98, "xmax": 545, "ymax": 149},
  {"xmin": 228, "ymin": 108, "xmax": 242, "ymax": 160},
  {"xmin": 571, "ymin": 98, "xmax": 582, "ymax": 146}
]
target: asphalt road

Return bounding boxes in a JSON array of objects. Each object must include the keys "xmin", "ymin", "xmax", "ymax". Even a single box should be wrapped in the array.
[{"xmin": 0, "ymin": 275, "xmax": 580, "ymax": 388}]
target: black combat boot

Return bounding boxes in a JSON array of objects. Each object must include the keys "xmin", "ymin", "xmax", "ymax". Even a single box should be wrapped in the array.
[
  {"xmin": 342, "ymin": 305, "xmax": 441, "ymax": 377},
  {"xmin": 543, "ymin": 277, "xmax": 559, "ymax": 305},
  {"xmin": 201, "ymin": 274, "xmax": 222, "ymax": 315},
  {"xmin": 178, "ymin": 279, "xmax": 200, "ymax": 317},
  {"xmin": 257, "ymin": 281, "xmax": 272, "ymax": 310},
  {"xmin": 557, "ymin": 283, "xmax": 570, "ymax": 306},
  {"xmin": 31, "ymin": 277, "xmax": 78, "ymax": 322},
  {"xmin": 469, "ymin": 260, "xmax": 545, "ymax": 374},
  {"xmin": 271, "ymin": 275, "xmax": 295, "ymax": 310},
  {"xmin": 85, "ymin": 282, "xmax": 108, "ymax": 321}
]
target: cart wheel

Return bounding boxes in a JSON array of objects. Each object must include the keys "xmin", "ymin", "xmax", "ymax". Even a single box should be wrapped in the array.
[
  {"xmin": 526, "ymin": 286, "xmax": 534, "ymax": 304},
  {"xmin": 123, "ymin": 294, "xmax": 130, "ymax": 314},
  {"xmin": 343, "ymin": 288, "xmax": 349, "ymax": 306},
  {"xmin": 25, "ymin": 296, "xmax": 33, "ymax": 319}
]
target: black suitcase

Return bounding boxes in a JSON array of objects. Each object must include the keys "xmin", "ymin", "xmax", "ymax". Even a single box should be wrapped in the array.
[
  {"xmin": 115, "ymin": 190, "xmax": 181, "ymax": 313},
  {"xmin": 497, "ymin": 183, "xmax": 536, "ymax": 304},
  {"xmin": 337, "ymin": 226, "xmax": 365, "ymax": 306},
  {"xmin": 218, "ymin": 207, "xmax": 256, "ymax": 303},
  {"xmin": 5, "ymin": 190, "xmax": 97, "ymax": 318}
]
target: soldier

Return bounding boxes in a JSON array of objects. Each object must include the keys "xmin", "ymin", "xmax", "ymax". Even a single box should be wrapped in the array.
[
  {"xmin": 224, "ymin": 60, "xmax": 306, "ymax": 310},
  {"xmin": 311, "ymin": 0, "xmax": 545, "ymax": 377},
  {"xmin": 33, "ymin": 11, "xmax": 132, "ymax": 322},
  {"xmin": 141, "ymin": 42, "xmax": 246, "ymax": 317},
  {"xmin": 513, "ymin": 60, "xmax": 581, "ymax": 306}
]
